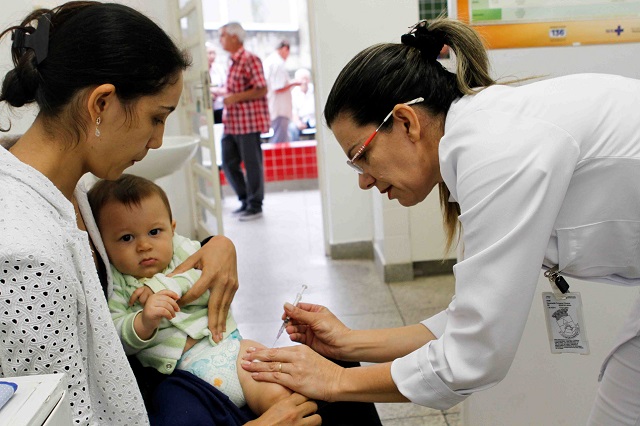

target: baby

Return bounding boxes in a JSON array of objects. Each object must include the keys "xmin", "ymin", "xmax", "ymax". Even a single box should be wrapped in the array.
[{"xmin": 88, "ymin": 174, "xmax": 290, "ymax": 414}]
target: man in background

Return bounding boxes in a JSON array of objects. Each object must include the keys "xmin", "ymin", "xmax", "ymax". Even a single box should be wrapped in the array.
[
  {"xmin": 218, "ymin": 22, "xmax": 269, "ymax": 221},
  {"xmin": 263, "ymin": 40, "xmax": 300, "ymax": 143}
]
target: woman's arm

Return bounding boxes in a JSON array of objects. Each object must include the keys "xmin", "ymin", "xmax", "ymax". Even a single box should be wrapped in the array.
[
  {"xmin": 242, "ymin": 345, "xmax": 410, "ymax": 403},
  {"xmin": 337, "ymin": 324, "xmax": 436, "ymax": 363},
  {"xmin": 281, "ymin": 302, "xmax": 436, "ymax": 363}
]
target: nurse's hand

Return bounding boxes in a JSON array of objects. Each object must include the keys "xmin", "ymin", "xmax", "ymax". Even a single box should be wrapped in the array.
[
  {"xmin": 283, "ymin": 302, "xmax": 352, "ymax": 360},
  {"xmin": 241, "ymin": 345, "xmax": 344, "ymax": 403},
  {"xmin": 170, "ymin": 235, "xmax": 238, "ymax": 342},
  {"xmin": 245, "ymin": 393, "xmax": 320, "ymax": 426}
]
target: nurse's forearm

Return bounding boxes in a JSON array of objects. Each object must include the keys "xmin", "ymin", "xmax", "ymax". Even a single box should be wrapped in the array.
[
  {"xmin": 340, "ymin": 324, "xmax": 436, "ymax": 363},
  {"xmin": 334, "ymin": 362, "xmax": 409, "ymax": 403}
]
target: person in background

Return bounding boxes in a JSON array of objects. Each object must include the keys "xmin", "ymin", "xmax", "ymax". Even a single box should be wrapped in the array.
[
  {"xmin": 207, "ymin": 42, "xmax": 226, "ymax": 124},
  {"xmin": 89, "ymin": 174, "xmax": 298, "ymax": 418},
  {"xmin": 0, "ymin": 3, "xmax": 318, "ymax": 425},
  {"xmin": 240, "ymin": 17, "xmax": 640, "ymax": 426},
  {"xmin": 218, "ymin": 22, "xmax": 269, "ymax": 221},
  {"xmin": 264, "ymin": 40, "xmax": 300, "ymax": 143},
  {"xmin": 289, "ymin": 68, "xmax": 316, "ymax": 141}
]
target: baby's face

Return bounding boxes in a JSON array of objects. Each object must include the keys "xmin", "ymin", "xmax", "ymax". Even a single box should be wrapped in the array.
[{"xmin": 98, "ymin": 195, "xmax": 175, "ymax": 278}]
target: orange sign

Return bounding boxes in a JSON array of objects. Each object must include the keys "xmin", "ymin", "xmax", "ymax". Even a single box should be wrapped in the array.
[{"xmin": 456, "ymin": 0, "xmax": 640, "ymax": 49}]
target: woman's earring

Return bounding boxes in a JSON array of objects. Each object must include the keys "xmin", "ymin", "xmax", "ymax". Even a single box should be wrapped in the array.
[{"xmin": 95, "ymin": 116, "xmax": 102, "ymax": 137}]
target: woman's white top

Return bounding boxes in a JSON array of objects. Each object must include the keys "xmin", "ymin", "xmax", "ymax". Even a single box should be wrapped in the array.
[
  {"xmin": 0, "ymin": 147, "xmax": 148, "ymax": 425},
  {"xmin": 390, "ymin": 73, "xmax": 640, "ymax": 409}
]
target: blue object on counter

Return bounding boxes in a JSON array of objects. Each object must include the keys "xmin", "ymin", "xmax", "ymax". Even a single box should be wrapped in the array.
[{"xmin": 0, "ymin": 381, "xmax": 18, "ymax": 409}]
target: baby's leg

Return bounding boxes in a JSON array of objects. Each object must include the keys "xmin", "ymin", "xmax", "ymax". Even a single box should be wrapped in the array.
[{"xmin": 237, "ymin": 339, "xmax": 292, "ymax": 415}]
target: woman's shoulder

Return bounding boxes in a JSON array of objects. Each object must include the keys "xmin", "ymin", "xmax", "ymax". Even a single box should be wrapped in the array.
[{"xmin": 1, "ymin": 179, "xmax": 72, "ymax": 263}]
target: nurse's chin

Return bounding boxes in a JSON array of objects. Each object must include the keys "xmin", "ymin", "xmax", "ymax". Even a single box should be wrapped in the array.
[
  {"xmin": 396, "ymin": 194, "xmax": 427, "ymax": 207},
  {"xmin": 396, "ymin": 197, "xmax": 418, "ymax": 207}
]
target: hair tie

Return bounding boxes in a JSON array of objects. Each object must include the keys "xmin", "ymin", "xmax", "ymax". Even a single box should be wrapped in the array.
[
  {"xmin": 11, "ymin": 13, "xmax": 51, "ymax": 65},
  {"xmin": 401, "ymin": 19, "xmax": 445, "ymax": 61}
]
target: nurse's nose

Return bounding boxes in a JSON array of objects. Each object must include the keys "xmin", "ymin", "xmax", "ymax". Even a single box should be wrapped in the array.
[{"xmin": 359, "ymin": 172, "xmax": 375, "ymax": 190}]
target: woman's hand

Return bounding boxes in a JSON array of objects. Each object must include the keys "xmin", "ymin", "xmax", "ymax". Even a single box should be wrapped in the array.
[
  {"xmin": 283, "ymin": 302, "xmax": 352, "ymax": 360},
  {"xmin": 241, "ymin": 345, "xmax": 344, "ymax": 402},
  {"xmin": 169, "ymin": 235, "xmax": 239, "ymax": 342},
  {"xmin": 244, "ymin": 393, "xmax": 320, "ymax": 426}
]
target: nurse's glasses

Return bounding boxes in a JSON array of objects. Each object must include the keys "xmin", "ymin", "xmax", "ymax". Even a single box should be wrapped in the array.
[{"xmin": 346, "ymin": 97, "xmax": 424, "ymax": 174}]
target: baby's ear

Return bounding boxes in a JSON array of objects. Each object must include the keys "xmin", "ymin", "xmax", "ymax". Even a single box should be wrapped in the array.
[{"xmin": 171, "ymin": 219, "xmax": 177, "ymax": 233}]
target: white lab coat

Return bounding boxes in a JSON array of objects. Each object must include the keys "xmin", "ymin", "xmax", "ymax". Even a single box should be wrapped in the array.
[{"xmin": 390, "ymin": 74, "xmax": 640, "ymax": 409}]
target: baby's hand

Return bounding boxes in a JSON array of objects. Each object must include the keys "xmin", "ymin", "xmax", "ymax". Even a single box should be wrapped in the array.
[
  {"xmin": 139, "ymin": 290, "xmax": 180, "ymax": 331},
  {"xmin": 130, "ymin": 285, "xmax": 154, "ymax": 307}
]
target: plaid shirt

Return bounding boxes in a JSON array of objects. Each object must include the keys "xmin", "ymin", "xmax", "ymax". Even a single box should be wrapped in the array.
[{"xmin": 223, "ymin": 48, "xmax": 270, "ymax": 135}]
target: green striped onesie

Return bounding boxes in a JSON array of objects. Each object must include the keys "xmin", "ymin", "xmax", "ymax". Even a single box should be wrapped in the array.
[{"xmin": 108, "ymin": 234, "xmax": 238, "ymax": 374}]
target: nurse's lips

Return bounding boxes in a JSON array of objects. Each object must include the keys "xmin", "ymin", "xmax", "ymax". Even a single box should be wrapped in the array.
[{"xmin": 380, "ymin": 186, "xmax": 393, "ymax": 199}]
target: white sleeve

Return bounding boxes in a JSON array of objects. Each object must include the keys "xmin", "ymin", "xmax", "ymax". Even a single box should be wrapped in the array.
[{"xmin": 392, "ymin": 110, "xmax": 580, "ymax": 408}]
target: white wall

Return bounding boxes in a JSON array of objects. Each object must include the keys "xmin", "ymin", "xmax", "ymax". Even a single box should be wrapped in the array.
[{"xmin": 307, "ymin": 0, "xmax": 421, "ymax": 256}]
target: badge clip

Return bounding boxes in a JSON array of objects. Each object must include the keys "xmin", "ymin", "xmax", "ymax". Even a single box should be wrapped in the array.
[{"xmin": 544, "ymin": 265, "xmax": 570, "ymax": 299}]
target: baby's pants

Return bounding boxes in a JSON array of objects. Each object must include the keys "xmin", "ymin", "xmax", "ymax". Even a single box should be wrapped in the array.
[
  {"xmin": 588, "ymin": 335, "xmax": 640, "ymax": 425},
  {"xmin": 176, "ymin": 331, "xmax": 245, "ymax": 407}
]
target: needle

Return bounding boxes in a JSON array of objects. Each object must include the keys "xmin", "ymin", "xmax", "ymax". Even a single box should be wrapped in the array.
[{"xmin": 272, "ymin": 284, "xmax": 308, "ymax": 347}]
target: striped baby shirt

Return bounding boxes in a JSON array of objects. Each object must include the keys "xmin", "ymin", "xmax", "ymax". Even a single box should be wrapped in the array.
[{"xmin": 109, "ymin": 234, "xmax": 238, "ymax": 374}]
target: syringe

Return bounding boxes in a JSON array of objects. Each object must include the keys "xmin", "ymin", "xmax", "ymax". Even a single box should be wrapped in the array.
[{"xmin": 272, "ymin": 284, "xmax": 308, "ymax": 347}]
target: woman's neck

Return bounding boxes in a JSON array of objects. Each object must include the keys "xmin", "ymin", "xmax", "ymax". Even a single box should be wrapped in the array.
[{"xmin": 9, "ymin": 121, "xmax": 85, "ymax": 200}]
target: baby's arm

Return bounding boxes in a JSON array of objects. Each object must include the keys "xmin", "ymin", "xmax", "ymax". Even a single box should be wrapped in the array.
[
  {"xmin": 142, "ymin": 268, "xmax": 209, "ymax": 306},
  {"xmin": 110, "ymin": 276, "xmax": 176, "ymax": 353},
  {"xmin": 133, "ymin": 290, "xmax": 180, "ymax": 340}
]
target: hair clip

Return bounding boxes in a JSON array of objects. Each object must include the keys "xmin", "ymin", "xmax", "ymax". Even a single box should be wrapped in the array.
[
  {"xmin": 11, "ymin": 13, "xmax": 51, "ymax": 65},
  {"xmin": 407, "ymin": 19, "xmax": 429, "ymax": 34},
  {"xmin": 402, "ymin": 19, "xmax": 445, "ymax": 61}
]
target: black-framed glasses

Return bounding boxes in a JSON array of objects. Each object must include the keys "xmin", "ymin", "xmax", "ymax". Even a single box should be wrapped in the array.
[{"xmin": 346, "ymin": 97, "xmax": 424, "ymax": 174}]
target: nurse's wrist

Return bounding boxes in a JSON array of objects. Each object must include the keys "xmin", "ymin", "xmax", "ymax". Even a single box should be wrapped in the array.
[{"xmin": 337, "ymin": 328, "xmax": 379, "ymax": 362}]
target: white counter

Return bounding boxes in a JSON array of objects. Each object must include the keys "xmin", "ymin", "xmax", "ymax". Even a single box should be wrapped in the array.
[{"xmin": 0, "ymin": 374, "xmax": 71, "ymax": 426}]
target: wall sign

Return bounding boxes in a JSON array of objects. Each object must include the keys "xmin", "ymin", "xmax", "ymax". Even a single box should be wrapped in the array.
[{"xmin": 455, "ymin": 0, "xmax": 640, "ymax": 48}]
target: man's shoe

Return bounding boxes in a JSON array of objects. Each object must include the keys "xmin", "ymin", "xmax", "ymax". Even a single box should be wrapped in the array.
[
  {"xmin": 232, "ymin": 204, "xmax": 247, "ymax": 215},
  {"xmin": 238, "ymin": 207, "xmax": 263, "ymax": 221}
]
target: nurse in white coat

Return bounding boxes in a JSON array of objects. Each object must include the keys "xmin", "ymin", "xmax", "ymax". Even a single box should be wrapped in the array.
[{"xmin": 240, "ymin": 17, "xmax": 640, "ymax": 425}]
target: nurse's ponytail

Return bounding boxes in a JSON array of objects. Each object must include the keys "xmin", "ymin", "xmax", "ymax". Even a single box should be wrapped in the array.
[{"xmin": 405, "ymin": 18, "xmax": 495, "ymax": 95}]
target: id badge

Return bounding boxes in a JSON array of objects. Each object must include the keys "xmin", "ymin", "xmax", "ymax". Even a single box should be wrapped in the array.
[{"xmin": 542, "ymin": 292, "xmax": 590, "ymax": 355}]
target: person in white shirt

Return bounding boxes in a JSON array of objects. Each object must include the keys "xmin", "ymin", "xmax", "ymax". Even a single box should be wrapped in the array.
[
  {"xmin": 240, "ymin": 17, "xmax": 640, "ymax": 426},
  {"xmin": 207, "ymin": 42, "xmax": 227, "ymax": 124},
  {"xmin": 289, "ymin": 68, "xmax": 316, "ymax": 141},
  {"xmin": 263, "ymin": 40, "xmax": 300, "ymax": 143}
]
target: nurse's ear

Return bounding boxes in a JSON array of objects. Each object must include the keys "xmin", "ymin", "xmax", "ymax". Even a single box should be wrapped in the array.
[
  {"xmin": 392, "ymin": 103, "xmax": 422, "ymax": 144},
  {"xmin": 86, "ymin": 84, "xmax": 117, "ymax": 125}
]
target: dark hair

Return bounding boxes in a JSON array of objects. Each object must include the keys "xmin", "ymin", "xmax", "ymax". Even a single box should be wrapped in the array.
[
  {"xmin": 324, "ymin": 17, "xmax": 496, "ymax": 252},
  {"xmin": 88, "ymin": 174, "xmax": 173, "ymax": 228},
  {"xmin": 0, "ymin": 1, "xmax": 191, "ymax": 135}
]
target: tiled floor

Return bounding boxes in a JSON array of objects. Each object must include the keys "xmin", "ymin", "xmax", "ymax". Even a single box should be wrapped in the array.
[{"xmin": 222, "ymin": 188, "xmax": 461, "ymax": 425}]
